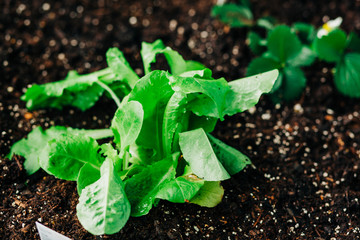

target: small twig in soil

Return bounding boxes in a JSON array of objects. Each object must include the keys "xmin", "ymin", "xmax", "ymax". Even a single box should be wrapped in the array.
[
  {"xmin": 286, "ymin": 208, "xmax": 297, "ymax": 223},
  {"xmin": 13, "ymin": 155, "xmax": 23, "ymax": 171},
  {"xmin": 314, "ymin": 227, "xmax": 322, "ymax": 237},
  {"xmin": 291, "ymin": 142, "xmax": 304, "ymax": 155},
  {"xmin": 253, "ymin": 214, "xmax": 262, "ymax": 227}
]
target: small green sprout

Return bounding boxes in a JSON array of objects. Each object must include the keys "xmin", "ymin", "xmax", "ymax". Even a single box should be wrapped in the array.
[
  {"xmin": 247, "ymin": 25, "xmax": 316, "ymax": 102},
  {"xmin": 212, "ymin": 1, "xmax": 360, "ymax": 100},
  {"xmin": 314, "ymin": 18, "xmax": 360, "ymax": 98}
]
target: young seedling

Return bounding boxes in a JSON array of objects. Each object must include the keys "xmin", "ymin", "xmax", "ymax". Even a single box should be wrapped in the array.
[
  {"xmin": 211, "ymin": 2, "xmax": 316, "ymax": 102},
  {"xmin": 313, "ymin": 18, "xmax": 360, "ymax": 98},
  {"xmin": 8, "ymin": 40, "xmax": 278, "ymax": 235},
  {"xmin": 246, "ymin": 25, "xmax": 316, "ymax": 102},
  {"xmin": 212, "ymin": 1, "xmax": 360, "ymax": 100}
]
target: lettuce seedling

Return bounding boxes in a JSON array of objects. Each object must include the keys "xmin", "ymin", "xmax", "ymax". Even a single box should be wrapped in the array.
[
  {"xmin": 8, "ymin": 40, "xmax": 278, "ymax": 235},
  {"xmin": 48, "ymin": 69, "xmax": 277, "ymax": 235},
  {"xmin": 314, "ymin": 25, "xmax": 360, "ymax": 98},
  {"xmin": 247, "ymin": 25, "xmax": 316, "ymax": 102}
]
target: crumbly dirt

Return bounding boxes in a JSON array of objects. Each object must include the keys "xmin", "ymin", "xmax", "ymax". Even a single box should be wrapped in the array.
[{"xmin": 1, "ymin": 0, "xmax": 360, "ymax": 239}]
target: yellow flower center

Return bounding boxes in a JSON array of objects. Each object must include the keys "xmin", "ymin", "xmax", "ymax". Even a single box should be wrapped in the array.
[{"xmin": 322, "ymin": 23, "xmax": 332, "ymax": 32}]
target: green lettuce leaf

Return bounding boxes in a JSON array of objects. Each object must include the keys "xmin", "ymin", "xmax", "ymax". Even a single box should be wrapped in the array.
[
  {"xmin": 77, "ymin": 158, "xmax": 131, "ymax": 235},
  {"xmin": 77, "ymin": 143, "xmax": 123, "ymax": 194},
  {"xmin": 256, "ymin": 16, "xmax": 276, "ymax": 30},
  {"xmin": 21, "ymin": 69, "xmax": 107, "ymax": 111},
  {"xmin": 106, "ymin": 48, "xmax": 139, "ymax": 88},
  {"xmin": 77, "ymin": 163, "xmax": 101, "ymax": 195},
  {"xmin": 188, "ymin": 114, "xmax": 218, "ymax": 133},
  {"xmin": 162, "ymin": 92, "xmax": 188, "ymax": 155},
  {"xmin": 179, "ymin": 128, "xmax": 230, "ymax": 181},
  {"xmin": 179, "ymin": 68, "xmax": 214, "ymax": 79},
  {"xmin": 207, "ymin": 133, "xmax": 251, "ymax": 175},
  {"xmin": 224, "ymin": 70, "xmax": 278, "ymax": 116},
  {"xmin": 39, "ymin": 134, "xmax": 102, "ymax": 181},
  {"xmin": 111, "ymin": 101, "xmax": 144, "ymax": 156},
  {"xmin": 7, "ymin": 126, "xmax": 89, "ymax": 175},
  {"xmin": 21, "ymin": 47, "xmax": 136, "ymax": 111},
  {"xmin": 156, "ymin": 174, "xmax": 204, "ymax": 203},
  {"xmin": 190, "ymin": 181, "xmax": 224, "ymax": 207},
  {"xmin": 184, "ymin": 60, "xmax": 207, "ymax": 71},
  {"xmin": 141, "ymin": 39, "xmax": 186, "ymax": 75},
  {"xmin": 125, "ymin": 155, "xmax": 177, "ymax": 217},
  {"xmin": 169, "ymin": 74, "xmax": 229, "ymax": 119},
  {"xmin": 127, "ymin": 71, "xmax": 174, "ymax": 157}
]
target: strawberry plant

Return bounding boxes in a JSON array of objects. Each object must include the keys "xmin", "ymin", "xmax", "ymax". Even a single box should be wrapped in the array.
[
  {"xmin": 8, "ymin": 40, "xmax": 278, "ymax": 235},
  {"xmin": 313, "ymin": 21, "xmax": 360, "ymax": 98},
  {"xmin": 246, "ymin": 25, "xmax": 316, "ymax": 102},
  {"xmin": 212, "ymin": 1, "xmax": 360, "ymax": 100}
]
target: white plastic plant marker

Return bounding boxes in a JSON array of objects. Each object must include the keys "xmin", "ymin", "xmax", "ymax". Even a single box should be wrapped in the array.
[{"xmin": 36, "ymin": 222, "xmax": 72, "ymax": 240}]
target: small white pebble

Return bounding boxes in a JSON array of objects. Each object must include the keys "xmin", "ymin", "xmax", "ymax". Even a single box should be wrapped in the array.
[
  {"xmin": 248, "ymin": 106, "xmax": 256, "ymax": 114},
  {"xmin": 129, "ymin": 16, "xmax": 137, "ymax": 25},
  {"xmin": 169, "ymin": 19, "xmax": 177, "ymax": 31},
  {"xmin": 58, "ymin": 53, "xmax": 65, "ymax": 60},
  {"xmin": 7, "ymin": 86, "xmax": 14, "ymax": 93},
  {"xmin": 42, "ymin": 3, "xmax": 50, "ymax": 11},
  {"xmin": 261, "ymin": 113, "xmax": 271, "ymax": 120},
  {"xmin": 200, "ymin": 31, "xmax": 208, "ymax": 39},
  {"xmin": 294, "ymin": 103, "xmax": 303, "ymax": 114}
]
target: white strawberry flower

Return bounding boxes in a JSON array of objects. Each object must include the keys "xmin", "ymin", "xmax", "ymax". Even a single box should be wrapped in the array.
[{"xmin": 317, "ymin": 17, "xmax": 343, "ymax": 38}]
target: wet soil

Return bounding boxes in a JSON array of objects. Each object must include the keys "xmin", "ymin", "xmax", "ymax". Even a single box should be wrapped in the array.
[{"xmin": 1, "ymin": 0, "xmax": 360, "ymax": 239}]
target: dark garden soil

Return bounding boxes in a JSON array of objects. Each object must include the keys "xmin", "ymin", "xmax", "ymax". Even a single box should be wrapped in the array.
[{"xmin": 1, "ymin": 0, "xmax": 360, "ymax": 239}]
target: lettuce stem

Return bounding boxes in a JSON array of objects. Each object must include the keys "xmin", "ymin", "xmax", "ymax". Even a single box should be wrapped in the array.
[
  {"xmin": 95, "ymin": 80, "xmax": 122, "ymax": 108},
  {"xmin": 83, "ymin": 128, "xmax": 114, "ymax": 139}
]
